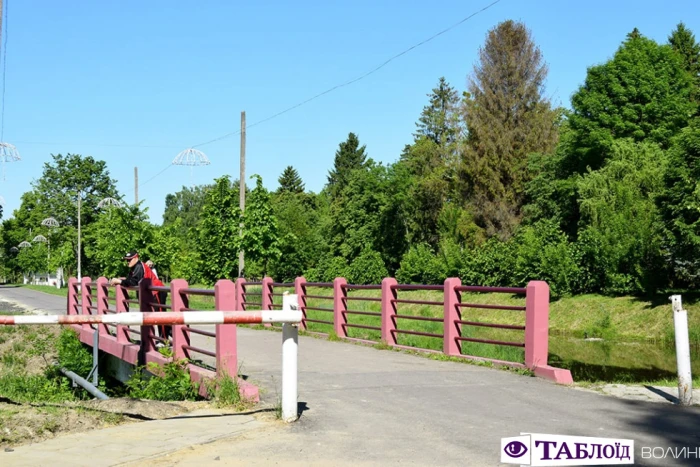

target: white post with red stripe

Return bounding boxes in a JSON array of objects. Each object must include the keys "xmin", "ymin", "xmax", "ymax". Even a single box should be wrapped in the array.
[{"xmin": 0, "ymin": 294, "xmax": 303, "ymax": 422}]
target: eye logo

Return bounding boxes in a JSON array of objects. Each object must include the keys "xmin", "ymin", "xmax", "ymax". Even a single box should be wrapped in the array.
[{"xmin": 503, "ymin": 441, "xmax": 528, "ymax": 458}]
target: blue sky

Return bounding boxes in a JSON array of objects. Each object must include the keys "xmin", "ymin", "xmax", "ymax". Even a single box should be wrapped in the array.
[{"xmin": 1, "ymin": 0, "xmax": 698, "ymax": 224}]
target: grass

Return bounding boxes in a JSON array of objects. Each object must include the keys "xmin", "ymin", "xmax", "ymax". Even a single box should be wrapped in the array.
[{"xmin": 20, "ymin": 284, "xmax": 68, "ymax": 298}]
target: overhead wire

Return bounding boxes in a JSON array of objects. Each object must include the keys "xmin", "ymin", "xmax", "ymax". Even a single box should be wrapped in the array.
[{"xmin": 191, "ymin": 0, "xmax": 503, "ymax": 149}]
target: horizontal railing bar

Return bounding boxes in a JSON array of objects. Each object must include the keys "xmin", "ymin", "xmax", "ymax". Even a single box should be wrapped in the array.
[
  {"xmin": 344, "ymin": 310, "xmax": 381, "ymax": 317},
  {"xmin": 304, "ymin": 318, "xmax": 334, "ymax": 325},
  {"xmin": 180, "ymin": 288, "xmax": 215, "ymax": 296},
  {"xmin": 391, "ymin": 329, "xmax": 442, "ymax": 338},
  {"xmin": 392, "ymin": 298, "xmax": 443, "ymax": 306},
  {"xmin": 244, "ymin": 301, "xmax": 262, "ymax": 307},
  {"xmin": 345, "ymin": 296, "xmax": 381, "ymax": 302},
  {"xmin": 150, "ymin": 286, "xmax": 170, "ymax": 293},
  {"xmin": 303, "ymin": 306, "xmax": 333, "ymax": 313},
  {"xmin": 456, "ymin": 286, "xmax": 526, "ymax": 294},
  {"xmin": 245, "ymin": 292, "xmax": 263, "ymax": 296},
  {"xmin": 342, "ymin": 323, "xmax": 382, "ymax": 331},
  {"xmin": 126, "ymin": 299, "xmax": 139, "ymax": 305},
  {"xmin": 271, "ymin": 283, "xmax": 294, "ymax": 287},
  {"xmin": 243, "ymin": 282, "xmax": 262, "ymax": 286},
  {"xmin": 455, "ymin": 320, "xmax": 525, "ymax": 330},
  {"xmin": 394, "ymin": 314, "xmax": 443, "ymax": 323},
  {"xmin": 182, "ymin": 345, "xmax": 216, "ymax": 358},
  {"xmin": 342, "ymin": 284, "xmax": 381, "ymax": 290},
  {"xmin": 148, "ymin": 303, "xmax": 173, "ymax": 310},
  {"xmin": 455, "ymin": 336, "xmax": 525, "ymax": 347},
  {"xmin": 391, "ymin": 284, "xmax": 444, "ymax": 291},
  {"xmin": 184, "ymin": 327, "xmax": 216, "ymax": 338},
  {"xmin": 302, "ymin": 282, "xmax": 333, "ymax": 287},
  {"xmin": 456, "ymin": 303, "xmax": 526, "ymax": 311},
  {"xmin": 303, "ymin": 294, "xmax": 333, "ymax": 300}
]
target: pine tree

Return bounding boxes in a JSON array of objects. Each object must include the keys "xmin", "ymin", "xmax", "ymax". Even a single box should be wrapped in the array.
[
  {"xmin": 460, "ymin": 20, "xmax": 559, "ymax": 239},
  {"xmin": 326, "ymin": 133, "xmax": 368, "ymax": 197},
  {"xmin": 277, "ymin": 166, "xmax": 305, "ymax": 194},
  {"xmin": 669, "ymin": 22, "xmax": 700, "ymax": 102},
  {"xmin": 415, "ymin": 77, "xmax": 461, "ymax": 147}
]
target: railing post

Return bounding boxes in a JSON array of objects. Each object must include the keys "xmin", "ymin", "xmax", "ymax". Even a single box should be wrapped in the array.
[
  {"xmin": 139, "ymin": 278, "xmax": 155, "ymax": 359},
  {"xmin": 294, "ymin": 276, "xmax": 307, "ymax": 330},
  {"xmin": 67, "ymin": 277, "xmax": 78, "ymax": 315},
  {"xmin": 81, "ymin": 277, "xmax": 92, "ymax": 334},
  {"xmin": 381, "ymin": 277, "xmax": 398, "ymax": 345},
  {"xmin": 235, "ymin": 278, "xmax": 247, "ymax": 311},
  {"xmin": 525, "ymin": 280, "xmax": 550, "ymax": 369},
  {"xmin": 333, "ymin": 277, "xmax": 348, "ymax": 338},
  {"xmin": 96, "ymin": 277, "xmax": 110, "ymax": 336},
  {"xmin": 170, "ymin": 279, "xmax": 190, "ymax": 361},
  {"xmin": 115, "ymin": 285, "xmax": 130, "ymax": 344},
  {"xmin": 443, "ymin": 278, "xmax": 462, "ymax": 356},
  {"xmin": 215, "ymin": 279, "xmax": 237, "ymax": 377},
  {"xmin": 262, "ymin": 276, "xmax": 273, "ymax": 327}
]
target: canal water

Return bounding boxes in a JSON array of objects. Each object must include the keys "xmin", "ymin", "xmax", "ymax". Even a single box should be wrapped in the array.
[{"xmin": 548, "ymin": 335, "xmax": 700, "ymax": 383}]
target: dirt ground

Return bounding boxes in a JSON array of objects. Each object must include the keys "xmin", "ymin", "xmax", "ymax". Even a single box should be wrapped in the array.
[{"xmin": 0, "ymin": 299, "xmax": 219, "ymax": 449}]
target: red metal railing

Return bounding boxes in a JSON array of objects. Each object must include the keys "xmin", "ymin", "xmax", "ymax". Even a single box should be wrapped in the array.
[{"xmin": 66, "ymin": 274, "xmax": 570, "ymax": 388}]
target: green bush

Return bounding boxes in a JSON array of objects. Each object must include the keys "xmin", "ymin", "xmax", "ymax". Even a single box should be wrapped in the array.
[
  {"xmin": 396, "ymin": 244, "xmax": 446, "ymax": 284},
  {"xmin": 126, "ymin": 358, "xmax": 199, "ymax": 401},
  {"xmin": 346, "ymin": 249, "xmax": 388, "ymax": 284},
  {"xmin": 57, "ymin": 329, "xmax": 93, "ymax": 376}
]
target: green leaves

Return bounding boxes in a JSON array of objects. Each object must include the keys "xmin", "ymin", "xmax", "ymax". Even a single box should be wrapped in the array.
[
  {"xmin": 568, "ymin": 31, "xmax": 696, "ymax": 173},
  {"xmin": 242, "ymin": 175, "xmax": 281, "ymax": 278},
  {"xmin": 197, "ymin": 176, "xmax": 241, "ymax": 284}
]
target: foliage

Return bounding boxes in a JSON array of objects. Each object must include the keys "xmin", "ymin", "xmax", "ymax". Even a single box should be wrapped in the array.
[
  {"xmin": 576, "ymin": 140, "xmax": 669, "ymax": 294},
  {"xmin": 277, "ymin": 166, "xmax": 305, "ymax": 194},
  {"xmin": 326, "ymin": 132, "xmax": 368, "ymax": 198},
  {"xmin": 162, "ymin": 185, "xmax": 211, "ymax": 238},
  {"xmin": 126, "ymin": 358, "xmax": 199, "ymax": 401},
  {"xmin": 197, "ymin": 176, "xmax": 242, "ymax": 284},
  {"xmin": 657, "ymin": 119, "xmax": 700, "ymax": 286},
  {"xmin": 566, "ymin": 29, "xmax": 696, "ymax": 174},
  {"xmin": 345, "ymin": 249, "xmax": 388, "ymax": 285},
  {"xmin": 460, "ymin": 20, "xmax": 559, "ymax": 239},
  {"xmin": 669, "ymin": 22, "xmax": 700, "ymax": 102},
  {"xmin": 85, "ymin": 203, "xmax": 154, "ymax": 278},
  {"xmin": 242, "ymin": 175, "xmax": 281, "ymax": 277},
  {"xmin": 56, "ymin": 328, "xmax": 94, "ymax": 376},
  {"xmin": 396, "ymin": 244, "xmax": 447, "ymax": 285}
]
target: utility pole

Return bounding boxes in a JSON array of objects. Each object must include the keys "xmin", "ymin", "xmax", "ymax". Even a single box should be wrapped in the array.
[
  {"xmin": 238, "ymin": 111, "xmax": 246, "ymax": 278},
  {"xmin": 134, "ymin": 167, "xmax": 139, "ymax": 205},
  {"xmin": 77, "ymin": 192, "xmax": 81, "ymax": 282}
]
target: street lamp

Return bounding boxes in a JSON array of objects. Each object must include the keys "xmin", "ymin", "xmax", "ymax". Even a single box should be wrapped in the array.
[
  {"xmin": 172, "ymin": 148, "xmax": 210, "ymax": 188},
  {"xmin": 18, "ymin": 241, "xmax": 31, "ymax": 248},
  {"xmin": 0, "ymin": 142, "xmax": 21, "ymax": 182}
]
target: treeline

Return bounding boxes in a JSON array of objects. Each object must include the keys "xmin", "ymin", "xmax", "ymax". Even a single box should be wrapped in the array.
[{"xmin": 3, "ymin": 20, "xmax": 700, "ymax": 298}]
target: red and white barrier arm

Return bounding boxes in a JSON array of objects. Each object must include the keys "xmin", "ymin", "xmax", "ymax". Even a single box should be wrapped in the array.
[{"xmin": 0, "ymin": 310, "xmax": 303, "ymax": 326}]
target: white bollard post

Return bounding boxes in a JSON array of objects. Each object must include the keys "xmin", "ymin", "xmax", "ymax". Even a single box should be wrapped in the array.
[
  {"xmin": 282, "ymin": 293, "xmax": 299, "ymax": 422},
  {"xmin": 670, "ymin": 295, "xmax": 693, "ymax": 406}
]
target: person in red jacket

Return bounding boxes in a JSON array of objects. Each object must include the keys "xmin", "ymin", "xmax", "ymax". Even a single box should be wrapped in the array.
[{"xmin": 109, "ymin": 250, "xmax": 171, "ymax": 343}]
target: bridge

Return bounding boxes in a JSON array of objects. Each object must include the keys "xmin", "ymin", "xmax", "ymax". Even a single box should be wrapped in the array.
[{"xmin": 0, "ymin": 279, "xmax": 699, "ymax": 465}]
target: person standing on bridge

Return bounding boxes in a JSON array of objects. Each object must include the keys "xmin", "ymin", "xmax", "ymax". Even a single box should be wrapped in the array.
[{"xmin": 109, "ymin": 251, "xmax": 171, "ymax": 344}]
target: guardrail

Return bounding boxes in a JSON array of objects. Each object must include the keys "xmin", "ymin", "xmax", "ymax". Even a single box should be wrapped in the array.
[{"xmin": 66, "ymin": 275, "xmax": 572, "ymax": 386}]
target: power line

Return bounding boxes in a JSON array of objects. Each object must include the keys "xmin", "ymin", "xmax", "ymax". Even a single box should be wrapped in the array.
[
  {"xmin": 192, "ymin": 0, "xmax": 503, "ymax": 149},
  {"xmin": 138, "ymin": 163, "xmax": 172, "ymax": 188}
]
